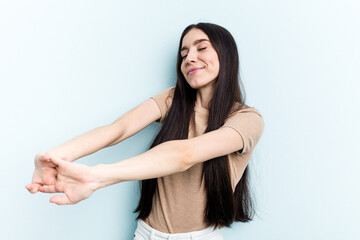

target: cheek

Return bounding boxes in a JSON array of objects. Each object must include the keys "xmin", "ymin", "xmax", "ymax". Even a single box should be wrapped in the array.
[
  {"xmin": 180, "ymin": 63, "xmax": 186, "ymax": 77},
  {"xmin": 215, "ymin": 61, "xmax": 220, "ymax": 74},
  {"xmin": 211, "ymin": 56, "xmax": 220, "ymax": 74}
]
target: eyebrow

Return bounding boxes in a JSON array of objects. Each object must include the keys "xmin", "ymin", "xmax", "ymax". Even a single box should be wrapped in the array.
[{"xmin": 181, "ymin": 39, "xmax": 209, "ymax": 52}]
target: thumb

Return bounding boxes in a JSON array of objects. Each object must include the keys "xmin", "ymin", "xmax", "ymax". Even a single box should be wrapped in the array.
[
  {"xmin": 49, "ymin": 156, "xmax": 66, "ymax": 169},
  {"xmin": 50, "ymin": 195, "xmax": 73, "ymax": 205}
]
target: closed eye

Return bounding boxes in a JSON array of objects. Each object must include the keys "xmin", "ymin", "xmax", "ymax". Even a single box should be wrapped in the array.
[{"xmin": 181, "ymin": 47, "xmax": 207, "ymax": 60}]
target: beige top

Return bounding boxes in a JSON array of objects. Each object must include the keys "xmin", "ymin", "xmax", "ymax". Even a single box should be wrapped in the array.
[{"xmin": 145, "ymin": 87, "xmax": 264, "ymax": 233}]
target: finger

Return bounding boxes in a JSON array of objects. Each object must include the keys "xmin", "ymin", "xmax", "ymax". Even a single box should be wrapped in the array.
[
  {"xmin": 49, "ymin": 156, "xmax": 65, "ymax": 168},
  {"xmin": 25, "ymin": 183, "xmax": 41, "ymax": 194},
  {"xmin": 37, "ymin": 153, "xmax": 50, "ymax": 162},
  {"xmin": 26, "ymin": 183, "xmax": 40, "ymax": 193},
  {"xmin": 50, "ymin": 195, "xmax": 73, "ymax": 205},
  {"xmin": 38, "ymin": 185, "xmax": 58, "ymax": 193},
  {"xmin": 43, "ymin": 171, "xmax": 58, "ymax": 186}
]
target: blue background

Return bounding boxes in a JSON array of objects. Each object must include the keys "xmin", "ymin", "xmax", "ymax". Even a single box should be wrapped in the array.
[{"xmin": 1, "ymin": 0, "xmax": 359, "ymax": 239}]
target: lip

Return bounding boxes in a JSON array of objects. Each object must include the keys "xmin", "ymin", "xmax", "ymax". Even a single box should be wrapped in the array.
[{"xmin": 187, "ymin": 67, "xmax": 205, "ymax": 75}]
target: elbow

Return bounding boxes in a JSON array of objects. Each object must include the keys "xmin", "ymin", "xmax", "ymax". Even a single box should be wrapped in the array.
[
  {"xmin": 106, "ymin": 123, "xmax": 126, "ymax": 147},
  {"xmin": 177, "ymin": 140, "xmax": 194, "ymax": 172}
]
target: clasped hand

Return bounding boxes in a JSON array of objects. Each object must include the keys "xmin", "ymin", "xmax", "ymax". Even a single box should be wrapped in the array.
[{"xmin": 25, "ymin": 153, "xmax": 98, "ymax": 205}]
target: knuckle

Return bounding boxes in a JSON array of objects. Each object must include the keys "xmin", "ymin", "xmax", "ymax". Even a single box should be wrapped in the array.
[{"xmin": 54, "ymin": 184, "xmax": 61, "ymax": 192}]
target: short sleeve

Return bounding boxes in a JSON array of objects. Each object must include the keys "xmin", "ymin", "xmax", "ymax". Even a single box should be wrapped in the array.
[
  {"xmin": 150, "ymin": 87, "xmax": 175, "ymax": 124},
  {"xmin": 221, "ymin": 108, "xmax": 264, "ymax": 154}
]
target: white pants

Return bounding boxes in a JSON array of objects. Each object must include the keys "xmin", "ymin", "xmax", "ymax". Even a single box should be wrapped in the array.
[{"xmin": 133, "ymin": 220, "xmax": 224, "ymax": 240}]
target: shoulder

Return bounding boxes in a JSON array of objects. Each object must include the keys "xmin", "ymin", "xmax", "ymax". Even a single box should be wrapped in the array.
[
  {"xmin": 227, "ymin": 102, "xmax": 263, "ymax": 120},
  {"xmin": 151, "ymin": 86, "xmax": 175, "ymax": 100},
  {"xmin": 150, "ymin": 86, "xmax": 175, "ymax": 123},
  {"xmin": 225, "ymin": 102, "xmax": 264, "ymax": 127},
  {"xmin": 222, "ymin": 102, "xmax": 264, "ymax": 154}
]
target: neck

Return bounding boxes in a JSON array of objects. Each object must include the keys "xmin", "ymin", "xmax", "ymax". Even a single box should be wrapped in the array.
[{"xmin": 195, "ymin": 83, "xmax": 215, "ymax": 110}]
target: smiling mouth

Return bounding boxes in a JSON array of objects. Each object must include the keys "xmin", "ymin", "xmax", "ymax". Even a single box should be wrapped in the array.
[{"xmin": 188, "ymin": 67, "xmax": 204, "ymax": 75}]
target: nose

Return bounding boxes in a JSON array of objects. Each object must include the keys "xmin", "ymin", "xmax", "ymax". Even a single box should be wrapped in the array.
[{"xmin": 185, "ymin": 49, "xmax": 197, "ymax": 64}]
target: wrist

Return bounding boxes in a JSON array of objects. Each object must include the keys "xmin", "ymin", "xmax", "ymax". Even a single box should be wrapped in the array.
[
  {"xmin": 92, "ymin": 163, "xmax": 122, "ymax": 190},
  {"xmin": 46, "ymin": 151, "xmax": 73, "ymax": 162}
]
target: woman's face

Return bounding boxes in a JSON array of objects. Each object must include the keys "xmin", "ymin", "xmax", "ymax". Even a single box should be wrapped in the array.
[{"xmin": 180, "ymin": 28, "xmax": 220, "ymax": 90}]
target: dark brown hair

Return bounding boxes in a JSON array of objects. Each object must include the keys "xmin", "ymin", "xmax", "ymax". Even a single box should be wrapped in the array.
[{"xmin": 135, "ymin": 23, "xmax": 254, "ymax": 228}]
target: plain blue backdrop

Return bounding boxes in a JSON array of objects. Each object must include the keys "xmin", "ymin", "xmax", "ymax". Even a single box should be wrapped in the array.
[{"xmin": 0, "ymin": 0, "xmax": 359, "ymax": 239}]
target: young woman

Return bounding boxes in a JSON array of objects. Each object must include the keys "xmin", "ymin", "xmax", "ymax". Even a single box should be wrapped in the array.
[{"xmin": 26, "ymin": 23, "xmax": 264, "ymax": 240}]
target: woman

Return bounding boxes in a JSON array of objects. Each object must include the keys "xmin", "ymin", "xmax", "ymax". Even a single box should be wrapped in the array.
[{"xmin": 26, "ymin": 23, "xmax": 264, "ymax": 240}]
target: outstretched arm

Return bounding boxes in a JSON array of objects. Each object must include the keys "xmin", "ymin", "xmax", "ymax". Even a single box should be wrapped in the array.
[
  {"xmin": 43, "ymin": 126, "xmax": 244, "ymax": 205},
  {"xmin": 25, "ymin": 98, "xmax": 161, "ymax": 194},
  {"xmin": 47, "ymin": 98, "xmax": 162, "ymax": 161}
]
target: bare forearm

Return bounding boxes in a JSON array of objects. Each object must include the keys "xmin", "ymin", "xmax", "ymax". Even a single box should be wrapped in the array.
[
  {"xmin": 94, "ymin": 140, "xmax": 190, "ymax": 189},
  {"xmin": 38, "ymin": 141, "xmax": 188, "ymax": 205},
  {"xmin": 48, "ymin": 124, "xmax": 124, "ymax": 161}
]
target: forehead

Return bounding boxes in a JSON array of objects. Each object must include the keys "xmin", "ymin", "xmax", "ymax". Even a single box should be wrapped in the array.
[{"xmin": 181, "ymin": 28, "xmax": 209, "ymax": 47}]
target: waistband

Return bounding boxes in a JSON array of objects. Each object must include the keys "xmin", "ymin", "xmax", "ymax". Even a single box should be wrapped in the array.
[{"xmin": 135, "ymin": 220, "xmax": 222, "ymax": 240}]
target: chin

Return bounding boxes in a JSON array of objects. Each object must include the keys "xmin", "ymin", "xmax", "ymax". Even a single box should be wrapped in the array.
[
  {"xmin": 187, "ymin": 79, "xmax": 215, "ymax": 90},
  {"xmin": 187, "ymin": 82, "xmax": 203, "ymax": 89}
]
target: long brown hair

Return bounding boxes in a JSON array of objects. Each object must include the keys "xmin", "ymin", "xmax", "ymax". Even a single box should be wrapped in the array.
[{"xmin": 135, "ymin": 23, "xmax": 254, "ymax": 228}]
